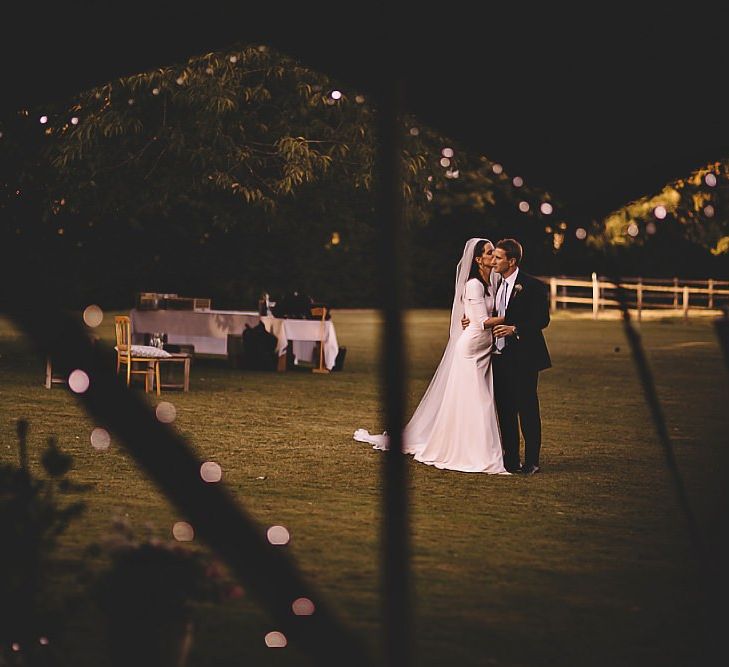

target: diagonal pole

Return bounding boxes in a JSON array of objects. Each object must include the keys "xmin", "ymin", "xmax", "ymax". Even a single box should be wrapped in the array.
[
  {"xmin": 375, "ymin": 8, "xmax": 412, "ymax": 667},
  {"xmin": 611, "ymin": 277, "xmax": 723, "ymax": 659},
  {"xmin": 612, "ymin": 279, "xmax": 708, "ymax": 561}
]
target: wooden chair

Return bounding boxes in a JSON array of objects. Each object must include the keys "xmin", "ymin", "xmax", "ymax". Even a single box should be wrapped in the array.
[
  {"xmin": 310, "ymin": 306, "xmax": 330, "ymax": 374},
  {"xmin": 45, "ymin": 334, "xmax": 99, "ymax": 388},
  {"xmin": 114, "ymin": 315, "xmax": 161, "ymax": 394}
]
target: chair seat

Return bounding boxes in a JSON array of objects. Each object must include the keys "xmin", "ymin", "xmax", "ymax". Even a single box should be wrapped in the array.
[{"xmin": 115, "ymin": 344, "xmax": 172, "ymax": 358}]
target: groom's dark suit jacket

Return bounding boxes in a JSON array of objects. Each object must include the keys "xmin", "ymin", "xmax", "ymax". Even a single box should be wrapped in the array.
[{"xmin": 500, "ymin": 271, "xmax": 551, "ymax": 371}]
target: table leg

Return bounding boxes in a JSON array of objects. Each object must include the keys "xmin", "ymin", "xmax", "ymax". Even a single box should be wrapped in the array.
[{"xmin": 277, "ymin": 354, "xmax": 287, "ymax": 372}]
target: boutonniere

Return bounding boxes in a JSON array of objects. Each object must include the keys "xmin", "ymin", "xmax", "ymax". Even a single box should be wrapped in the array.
[{"xmin": 511, "ymin": 284, "xmax": 523, "ymax": 297}]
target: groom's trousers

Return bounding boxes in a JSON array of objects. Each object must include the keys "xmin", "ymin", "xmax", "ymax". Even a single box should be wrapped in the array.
[{"xmin": 492, "ymin": 352, "xmax": 542, "ymax": 469}]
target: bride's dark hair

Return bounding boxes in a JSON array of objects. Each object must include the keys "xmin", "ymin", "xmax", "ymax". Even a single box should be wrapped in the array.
[{"xmin": 468, "ymin": 239, "xmax": 491, "ymax": 293}]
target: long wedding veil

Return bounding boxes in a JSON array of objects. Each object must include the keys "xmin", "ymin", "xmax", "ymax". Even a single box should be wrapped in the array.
[{"xmin": 354, "ymin": 237, "xmax": 499, "ymax": 452}]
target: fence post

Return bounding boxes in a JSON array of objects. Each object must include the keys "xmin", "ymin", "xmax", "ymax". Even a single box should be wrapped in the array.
[
  {"xmin": 708, "ymin": 278, "xmax": 714, "ymax": 309},
  {"xmin": 637, "ymin": 278, "xmax": 643, "ymax": 322},
  {"xmin": 549, "ymin": 277, "xmax": 557, "ymax": 313},
  {"xmin": 592, "ymin": 272, "xmax": 599, "ymax": 320},
  {"xmin": 683, "ymin": 285, "xmax": 690, "ymax": 320},
  {"xmin": 673, "ymin": 277, "xmax": 679, "ymax": 308}
]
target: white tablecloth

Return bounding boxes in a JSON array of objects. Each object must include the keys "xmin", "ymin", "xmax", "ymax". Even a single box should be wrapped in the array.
[
  {"xmin": 130, "ymin": 309, "xmax": 260, "ymax": 355},
  {"xmin": 260, "ymin": 316, "xmax": 339, "ymax": 370},
  {"xmin": 131, "ymin": 309, "xmax": 339, "ymax": 369}
]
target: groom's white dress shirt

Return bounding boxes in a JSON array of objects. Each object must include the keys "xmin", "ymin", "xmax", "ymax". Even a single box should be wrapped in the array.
[{"xmin": 495, "ymin": 268, "xmax": 519, "ymax": 352}]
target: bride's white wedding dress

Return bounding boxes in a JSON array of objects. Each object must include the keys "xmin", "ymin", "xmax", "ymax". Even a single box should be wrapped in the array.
[{"xmin": 354, "ymin": 238, "xmax": 507, "ymax": 474}]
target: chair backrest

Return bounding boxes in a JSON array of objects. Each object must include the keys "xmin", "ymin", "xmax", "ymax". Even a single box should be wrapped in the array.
[{"xmin": 114, "ymin": 316, "xmax": 132, "ymax": 361}]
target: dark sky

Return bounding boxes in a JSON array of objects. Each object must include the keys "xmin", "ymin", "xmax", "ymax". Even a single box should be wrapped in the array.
[{"xmin": 3, "ymin": 3, "xmax": 728, "ymax": 222}]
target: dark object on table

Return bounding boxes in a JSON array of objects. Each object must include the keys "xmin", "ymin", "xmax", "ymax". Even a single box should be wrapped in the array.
[
  {"xmin": 136, "ymin": 292, "xmax": 164, "ymax": 310},
  {"xmin": 241, "ymin": 323, "xmax": 278, "ymax": 371},
  {"xmin": 333, "ymin": 346, "xmax": 347, "ymax": 372},
  {"xmin": 271, "ymin": 291, "xmax": 314, "ymax": 319}
]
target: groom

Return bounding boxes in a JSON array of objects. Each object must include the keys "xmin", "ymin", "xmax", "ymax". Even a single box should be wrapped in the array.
[{"xmin": 490, "ymin": 239, "xmax": 551, "ymax": 474}]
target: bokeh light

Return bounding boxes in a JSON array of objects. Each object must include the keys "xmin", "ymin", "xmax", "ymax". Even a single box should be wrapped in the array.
[
  {"xmin": 575, "ymin": 227, "xmax": 587, "ymax": 240},
  {"xmin": 200, "ymin": 461, "xmax": 223, "ymax": 483},
  {"xmin": 68, "ymin": 370, "xmax": 90, "ymax": 394},
  {"xmin": 292, "ymin": 597, "xmax": 316, "ymax": 615},
  {"xmin": 627, "ymin": 222, "xmax": 639, "ymax": 237},
  {"xmin": 40, "ymin": 116, "xmax": 48, "ymax": 124},
  {"xmin": 705, "ymin": 173, "xmax": 717, "ymax": 187},
  {"xmin": 512, "ymin": 176, "xmax": 524, "ymax": 187},
  {"xmin": 653, "ymin": 205, "xmax": 667, "ymax": 219},
  {"xmin": 152, "ymin": 88, "xmax": 160, "ymax": 96},
  {"xmin": 441, "ymin": 147, "xmax": 454, "ymax": 158},
  {"xmin": 127, "ymin": 99, "xmax": 135, "ymax": 106},
  {"xmin": 440, "ymin": 157, "xmax": 451, "ymax": 168},
  {"xmin": 492, "ymin": 163, "xmax": 503, "ymax": 175},
  {"xmin": 330, "ymin": 90, "xmax": 342, "ymax": 100},
  {"xmin": 229, "ymin": 55, "xmax": 238, "ymax": 63},
  {"xmin": 172, "ymin": 521, "xmax": 194, "ymax": 542},
  {"xmin": 518, "ymin": 201, "xmax": 530, "ymax": 213},
  {"xmin": 331, "ymin": 231, "xmax": 341, "ymax": 245},
  {"xmin": 267, "ymin": 525, "xmax": 290, "ymax": 545},
  {"xmin": 70, "ymin": 117, "xmax": 79, "ymax": 125},
  {"xmin": 83, "ymin": 304, "xmax": 104, "ymax": 327},
  {"xmin": 540, "ymin": 202, "xmax": 553, "ymax": 215},
  {"xmin": 155, "ymin": 402, "xmax": 177, "ymax": 423},
  {"xmin": 90, "ymin": 428, "xmax": 111, "ymax": 451},
  {"xmin": 646, "ymin": 222, "xmax": 657, "ymax": 234},
  {"xmin": 704, "ymin": 204, "xmax": 715, "ymax": 217},
  {"xmin": 409, "ymin": 127, "xmax": 419, "ymax": 136},
  {"xmin": 39, "ymin": 638, "xmax": 49, "ymax": 646},
  {"xmin": 265, "ymin": 631, "xmax": 287, "ymax": 648},
  {"xmin": 11, "ymin": 643, "xmax": 20, "ymax": 652},
  {"xmin": 355, "ymin": 95, "xmax": 365, "ymax": 104}
]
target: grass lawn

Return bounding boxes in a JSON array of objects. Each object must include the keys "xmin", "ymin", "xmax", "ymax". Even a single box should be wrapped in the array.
[{"xmin": 1, "ymin": 309, "xmax": 728, "ymax": 666}]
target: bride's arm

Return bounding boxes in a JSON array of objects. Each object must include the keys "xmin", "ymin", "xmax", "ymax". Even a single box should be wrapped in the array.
[
  {"xmin": 466, "ymin": 280, "xmax": 503, "ymax": 329},
  {"xmin": 482, "ymin": 315, "xmax": 505, "ymax": 329}
]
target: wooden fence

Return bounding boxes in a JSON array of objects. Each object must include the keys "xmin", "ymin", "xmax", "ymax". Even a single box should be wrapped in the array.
[{"xmin": 543, "ymin": 274, "xmax": 729, "ymax": 320}]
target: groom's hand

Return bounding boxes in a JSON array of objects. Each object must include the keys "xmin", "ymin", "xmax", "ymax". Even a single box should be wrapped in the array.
[
  {"xmin": 493, "ymin": 324, "xmax": 517, "ymax": 338},
  {"xmin": 461, "ymin": 316, "xmax": 470, "ymax": 329}
]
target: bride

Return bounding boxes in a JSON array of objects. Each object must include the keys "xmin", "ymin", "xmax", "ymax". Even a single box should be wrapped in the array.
[{"xmin": 354, "ymin": 238, "xmax": 509, "ymax": 474}]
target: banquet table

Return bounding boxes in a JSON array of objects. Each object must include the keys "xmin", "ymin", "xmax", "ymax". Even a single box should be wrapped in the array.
[
  {"xmin": 260, "ymin": 316, "xmax": 339, "ymax": 371},
  {"xmin": 130, "ymin": 309, "xmax": 339, "ymax": 370}
]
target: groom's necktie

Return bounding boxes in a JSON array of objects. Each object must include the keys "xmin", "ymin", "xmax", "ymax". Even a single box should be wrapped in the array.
[{"xmin": 495, "ymin": 281, "xmax": 509, "ymax": 351}]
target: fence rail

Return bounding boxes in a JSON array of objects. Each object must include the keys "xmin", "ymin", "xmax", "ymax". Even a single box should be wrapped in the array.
[{"xmin": 543, "ymin": 274, "xmax": 729, "ymax": 320}]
